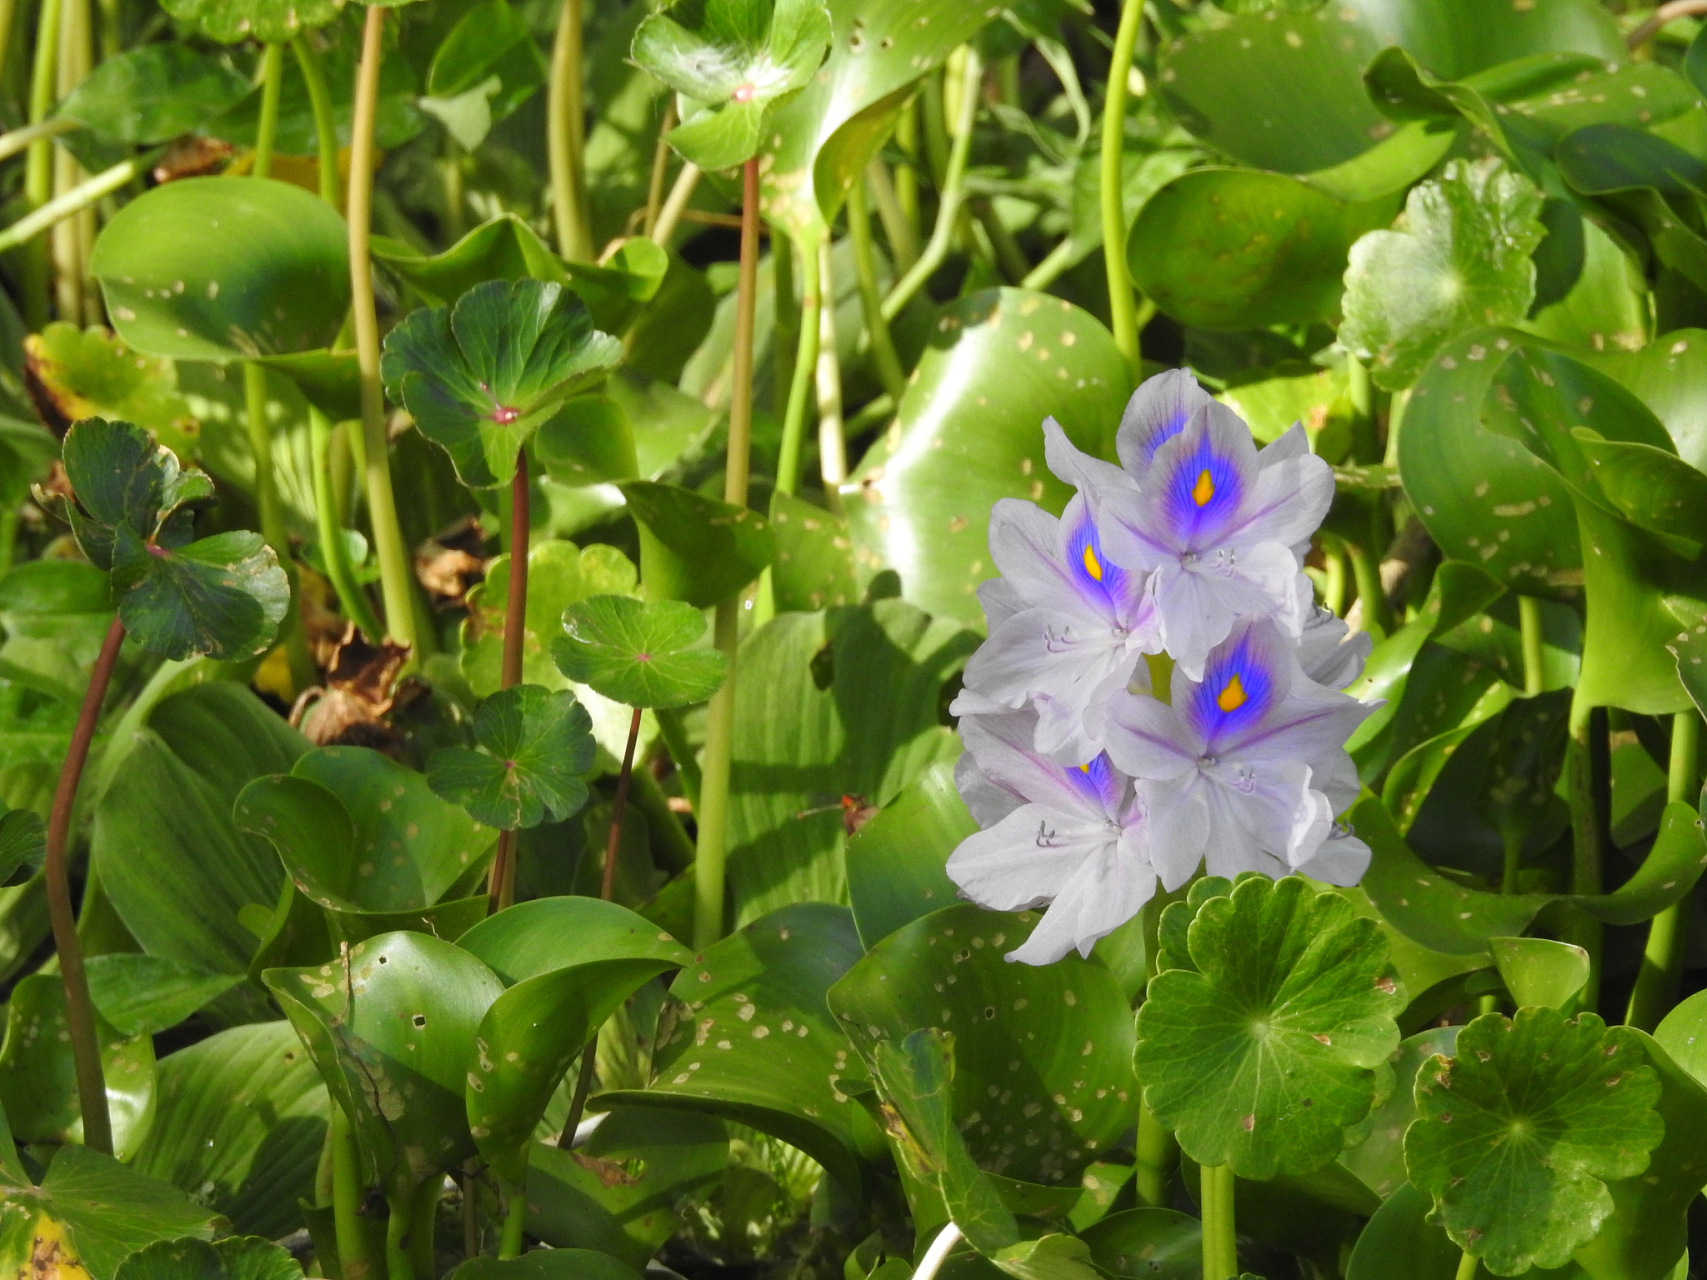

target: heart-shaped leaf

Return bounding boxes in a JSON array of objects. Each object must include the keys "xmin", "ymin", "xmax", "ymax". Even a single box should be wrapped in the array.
[
  {"xmin": 620, "ymin": 480, "xmax": 775, "ymax": 608},
  {"xmin": 93, "ymin": 178, "xmax": 350, "ymax": 362},
  {"xmin": 379, "ymin": 278, "xmax": 622, "ymax": 488},
  {"xmin": 24, "ymin": 323, "xmax": 198, "ymax": 458},
  {"xmin": 1405, "ymin": 1008, "xmax": 1663, "ymax": 1273},
  {"xmin": 130, "ymin": 1020, "xmax": 330, "ymax": 1239},
  {"xmin": 1340, "ymin": 159, "xmax": 1545, "ymax": 391},
  {"xmin": 633, "ymin": 0, "xmax": 832, "ymax": 170},
  {"xmin": 427, "ymin": 684, "xmax": 596, "ymax": 829},
  {"xmin": 454, "ymin": 896, "xmax": 692, "ymax": 1186},
  {"xmin": 111, "ymin": 1236, "xmax": 303, "ymax": 1280},
  {"xmin": 159, "ymin": 0, "xmax": 342, "ymax": 42},
  {"xmin": 52, "ymin": 44, "xmax": 252, "ymax": 144},
  {"xmin": 554, "ymin": 594, "xmax": 727, "ymax": 709},
  {"xmin": 263, "ymin": 931, "xmax": 505, "ymax": 1203},
  {"xmin": 1135, "ymin": 875, "xmax": 1406, "ymax": 1180}
]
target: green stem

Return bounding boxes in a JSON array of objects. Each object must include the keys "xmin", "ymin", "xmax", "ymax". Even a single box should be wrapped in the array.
[
  {"xmin": 310, "ymin": 405, "xmax": 384, "ymax": 639},
  {"xmin": 650, "ymin": 161, "xmax": 700, "ymax": 249},
  {"xmin": 1200, "ymin": 1162, "xmax": 1237, "ymax": 1280},
  {"xmin": 1501, "ymin": 829, "xmax": 1523, "ymax": 896},
  {"xmin": 848, "ymin": 178, "xmax": 908, "ymax": 404},
  {"xmin": 1322, "ymin": 542, "xmax": 1347, "ymax": 618},
  {"xmin": 1134, "ymin": 1100, "xmax": 1173, "ymax": 1208},
  {"xmin": 331, "ymin": 1107, "xmax": 379, "ymax": 1280},
  {"xmin": 407, "ymin": 1175, "xmax": 439, "ymax": 1277},
  {"xmin": 384, "ymin": 1193, "xmax": 414, "ymax": 1280},
  {"xmin": 0, "ymin": 117, "xmax": 77, "ymax": 163},
  {"xmin": 0, "ymin": 0, "xmax": 17, "ymax": 95},
  {"xmin": 814, "ymin": 239, "xmax": 845, "ymax": 510},
  {"xmin": 1518, "ymin": 594, "xmax": 1545, "ymax": 696},
  {"xmin": 497, "ymin": 1184, "xmax": 526, "ymax": 1259},
  {"xmin": 0, "ymin": 501, "xmax": 17, "ymax": 577},
  {"xmin": 1565, "ymin": 691, "xmax": 1605, "ymax": 1007},
  {"xmin": 1348, "ymin": 540, "xmax": 1388, "ymax": 640},
  {"xmin": 1020, "ymin": 238, "xmax": 1074, "ymax": 291},
  {"xmin": 921, "ymin": 69, "xmax": 949, "ymax": 187},
  {"xmin": 349, "ymin": 6, "xmax": 418, "ymax": 657},
  {"xmin": 865, "ymin": 157, "xmax": 917, "ymax": 273},
  {"xmin": 776, "ymin": 232, "xmax": 821, "ymax": 499},
  {"xmin": 547, "ymin": 0, "xmax": 592, "ymax": 260},
  {"xmin": 45, "ymin": 613, "xmax": 122, "ymax": 1155},
  {"xmin": 693, "ymin": 157, "xmax": 759, "ymax": 948},
  {"xmin": 245, "ymin": 371, "xmax": 316, "ymax": 693},
  {"xmin": 641, "ymin": 99, "xmax": 675, "ymax": 239},
  {"xmin": 970, "ymin": 196, "xmax": 1028, "ymax": 283},
  {"xmin": 22, "ymin": 0, "xmax": 63, "ymax": 327},
  {"xmin": 1101, "ymin": 0, "xmax": 1145, "ymax": 384},
  {"xmin": 1348, "ymin": 355, "xmax": 1378, "ymax": 463},
  {"xmin": 882, "ymin": 47, "xmax": 980, "ymax": 323},
  {"xmin": 1455, "ymin": 1250, "xmax": 1481, "ymax": 1280},
  {"xmin": 772, "ymin": 229, "xmax": 797, "ymax": 416},
  {"xmin": 653, "ymin": 707, "xmax": 701, "ymax": 810},
  {"xmin": 252, "ymin": 43, "xmax": 283, "ymax": 179},
  {"xmin": 895, "ymin": 96, "xmax": 920, "ymax": 238},
  {"xmin": 0, "ymin": 153, "xmax": 139, "ymax": 256},
  {"xmin": 1627, "ymin": 710, "xmax": 1701, "ymax": 1030},
  {"xmin": 292, "ymin": 34, "xmax": 342, "ymax": 208}
]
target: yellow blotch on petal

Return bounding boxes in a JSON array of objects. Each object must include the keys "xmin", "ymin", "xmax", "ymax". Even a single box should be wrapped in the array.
[
  {"xmin": 1216, "ymin": 674, "xmax": 1247, "ymax": 713},
  {"xmin": 1192, "ymin": 469, "xmax": 1216, "ymax": 507},
  {"xmin": 1082, "ymin": 543, "xmax": 1102, "ymax": 581}
]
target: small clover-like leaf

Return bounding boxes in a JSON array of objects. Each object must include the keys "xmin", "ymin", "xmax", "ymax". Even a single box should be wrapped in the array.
[
  {"xmin": 1405, "ymin": 1008, "xmax": 1664, "ymax": 1274},
  {"xmin": 427, "ymin": 684, "xmax": 595, "ymax": 830},
  {"xmin": 1134, "ymin": 876, "xmax": 1405, "ymax": 1180},
  {"xmin": 379, "ymin": 278, "xmax": 621, "ymax": 488},
  {"xmin": 632, "ymin": 0, "xmax": 832, "ymax": 170},
  {"xmin": 58, "ymin": 418, "xmax": 287, "ymax": 660},
  {"xmin": 0, "ymin": 808, "xmax": 44, "ymax": 887},
  {"xmin": 553, "ymin": 594, "xmax": 727, "ymax": 709},
  {"xmin": 1340, "ymin": 158, "xmax": 1545, "ymax": 391},
  {"xmin": 158, "ymin": 0, "xmax": 342, "ymax": 42}
]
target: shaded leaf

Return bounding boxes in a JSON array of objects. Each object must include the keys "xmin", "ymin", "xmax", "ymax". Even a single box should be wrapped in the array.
[
  {"xmin": 448, "ymin": 1251, "xmax": 642, "ymax": 1280},
  {"xmin": 427, "ymin": 684, "xmax": 595, "ymax": 829},
  {"xmin": 111, "ymin": 1236, "xmax": 302, "ymax": 1280},
  {"xmin": 53, "ymin": 45, "xmax": 251, "ymax": 144},
  {"xmin": 1339, "ymin": 1026, "xmax": 1460, "ymax": 1203},
  {"xmin": 85, "ymin": 954, "xmax": 242, "ymax": 1037},
  {"xmin": 1488, "ymin": 937, "xmax": 1589, "ymax": 1012},
  {"xmin": 0, "ymin": 808, "xmax": 43, "ymax": 887},
  {"xmin": 1078, "ymin": 1208, "xmax": 1201, "ymax": 1280}
]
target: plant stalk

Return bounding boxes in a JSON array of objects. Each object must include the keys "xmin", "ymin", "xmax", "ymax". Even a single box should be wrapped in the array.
[
  {"xmin": 0, "ymin": 153, "xmax": 139, "ymax": 256},
  {"xmin": 384, "ymin": 1194, "xmax": 414, "ymax": 1280},
  {"xmin": 253, "ymin": 42, "xmax": 284, "ymax": 178},
  {"xmin": 775, "ymin": 234, "xmax": 821, "ymax": 498},
  {"xmin": 911, "ymin": 1223, "xmax": 962, "ymax": 1280},
  {"xmin": 52, "ymin": 0, "xmax": 89, "ymax": 326},
  {"xmin": 1519, "ymin": 594, "xmax": 1545, "ymax": 696},
  {"xmin": 1565, "ymin": 692, "xmax": 1606, "ymax": 1007},
  {"xmin": 547, "ymin": 0, "xmax": 592, "ymax": 260},
  {"xmin": 650, "ymin": 161, "xmax": 701, "ymax": 249},
  {"xmin": 865, "ymin": 157, "xmax": 917, "ymax": 273},
  {"xmin": 349, "ymin": 6, "xmax": 419, "ymax": 657},
  {"xmin": 848, "ymin": 177, "xmax": 908, "ymax": 404},
  {"xmin": 894, "ymin": 97, "xmax": 920, "ymax": 239},
  {"xmin": 498, "ymin": 1188, "xmax": 526, "ymax": 1258},
  {"xmin": 407, "ymin": 1175, "xmax": 440, "ymax": 1277},
  {"xmin": 1200, "ymin": 1162, "xmax": 1237, "ymax": 1280},
  {"xmin": 1101, "ymin": 0, "xmax": 1145, "ymax": 384},
  {"xmin": 22, "ymin": 0, "xmax": 65, "ymax": 326},
  {"xmin": 772, "ymin": 228, "xmax": 797, "ymax": 415},
  {"xmin": 694, "ymin": 158, "xmax": 759, "ymax": 948},
  {"xmin": 45, "ymin": 613, "xmax": 123, "ymax": 1155},
  {"xmin": 1455, "ymin": 1250, "xmax": 1481, "ymax": 1280},
  {"xmin": 815, "ymin": 239, "xmax": 845, "ymax": 511},
  {"xmin": 642, "ymin": 98, "xmax": 676, "ymax": 239},
  {"xmin": 1134, "ymin": 1101, "xmax": 1173, "ymax": 1207},
  {"xmin": 331, "ymin": 1106, "xmax": 379, "ymax": 1280},
  {"xmin": 1347, "ymin": 539, "xmax": 1388, "ymax": 640},
  {"xmin": 1020, "ymin": 238, "xmax": 1075, "ymax": 291},
  {"xmin": 883, "ymin": 48, "xmax": 981, "ymax": 324},
  {"xmin": 630, "ymin": 762, "xmax": 694, "ymax": 872},
  {"xmin": 310, "ymin": 405, "xmax": 384, "ymax": 639},
  {"xmin": 487, "ymin": 452, "xmax": 532, "ymax": 917},
  {"xmin": 293, "ymin": 34, "xmax": 342, "ymax": 208},
  {"xmin": 653, "ymin": 706, "xmax": 701, "ymax": 809},
  {"xmin": 0, "ymin": 116, "xmax": 77, "ymax": 163},
  {"xmin": 1627, "ymin": 710, "xmax": 1701, "ymax": 1030}
]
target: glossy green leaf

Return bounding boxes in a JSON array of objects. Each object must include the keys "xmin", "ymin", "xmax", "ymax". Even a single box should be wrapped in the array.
[
  {"xmin": 96, "ymin": 683, "xmax": 305, "ymax": 986},
  {"xmin": 633, "ymin": 0, "xmax": 832, "ymax": 170},
  {"xmin": 158, "ymin": 0, "xmax": 341, "ymax": 42},
  {"xmin": 264, "ymin": 930, "xmax": 505, "ymax": 1202},
  {"xmin": 756, "ymin": 0, "xmax": 991, "ymax": 243},
  {"xmin": 25, "ymin": 324, "xmax": 198, "ymax": 458},
  {"xmin": 0, "ymin": 807, "xmax": 43, "ymax": 887},
  {"xmin": 1573, "ymin": 429, "xmax": 1707, "ymax": 557},
  {"xmin": 114, "ymin": 526, "xmax": 290, "ymax": 663},
  {"xmin": 381, "ymin": 278, "xmax": 621, "ymax": 488},
  {"xmin": 725, "ymin": 601, "xmax": 973, "ymax": 922},
  {"xmin": 372, "ymin": 214, "xmax": 569, "ymax": 307},
  {"xmin": 844, "ymin": 760, "xmax": 968, "ymax": 949},
  {"xmin": 554, "ymin": 594, "xmax": 727, "ymax": 709},
  {"xmin": 1526, "ymin": 202, "xmax": 1651, "ymax": 356},
  {"xmin": 621, "ymin": 480, "xmax": 775, "ymax": 609},
  {"xmin": 831, "ymin": 902, "xmax": 1138, "ymax": 1186},
  {"xmin": 0, "ymin": 1147, "xmax": 219, "ymax": 1280},
  {"xmin": 427, "ymin": 684, "xmax": 595, "ymax": 829},
  {"xmin": 59, "ymin": 416, "xmax": 211, "ymax": 573},
  {"xmin": 1556, "ymin": 124, "xmax": 1707, "ymax": 299},
  {"xmin": 1344, "ymin": 1182, "xmax": 1481, "ymax": 1280},
  {"xmin": 1136, "ymin": 876, "xmax": 1405, "ymax": 1179},
  {"xmin": 1491, "ymin": 936, "xmax": 1590, "ymax": 1012},
  {"xmin": 130, "ymin": 1020, "xmax": 329, "ymax": 1239},
  {"xmin": 769, "ymin": 491, "xmax": 859, "ymax": 612},
  {"xmin": 1339, "ymin": 1026, "xmax": 1459, "ymax": 1202},
  {"xmin": 1129, "ymin": 169, "xmax": 1396, "ymax": 331},
  {"xmin": 110, "ymin": 1237, "xmax": 302, "ymax": 1280},
  {"xmin": 454, "ymin": 896, "xmax": 691, "ymax": 1186},
  {"xmin": 448, "ymin": 1251, "xmax": 643, "ymax": 1280},
  {"xmin": 534, "ymin": 394, "xmax": 638, "ymax": 486},
  {"xmin": 85, "ymin": 954, "xmax": 242, "ymax": 1037},
  {"xmin": 53, "ymin": 45, "xmax": 250, "ymax": 143},
  {"xmin": 1077, "ymin": 1208, "xmax": 1201, "ymax": 1280},
  {"xmin": 1398, "ymin": 330, "xmax": 1581, "ymax": 592},
  {"xmin": 1406, "ymin": 1008, "xmax": 1663, "ymax": 1273},
  {"xmin": 1341, "ymin": 160, "xmax": 1545, "ymax": 391},
  {"xmin": 525, "ymin": 1108, "xmax": 728, "ymax": 1267},
  {"xmin": 840, "ymin": 288, "xmax": 1125, "ymax": 625},
  {"xmin": 1343, "ymin": 0, "xmax": 1622, "ymax": 80},
  {"xmin": 1586, "ymin": 329, "xmax": 1707, "ymax": 474},
  {"xmin": 93, "ymin": 178, "xmax": 350, "ymax": 362},
  {"xmin": 598, "ymin": 903, "xmax": 883, "ymax": 1191}
]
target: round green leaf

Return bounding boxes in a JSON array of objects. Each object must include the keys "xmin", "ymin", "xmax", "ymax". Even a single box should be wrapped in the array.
[
  {"xmin": 1405, "ymin": 1008, "xmax": 1663, "ymax": 1273},
  {"xmin": 1341, "ymin": 160, "xmax": 1546, "ymax": 391},
  {"xmin": 130, "ymin": 1021, "xmax": 329, "ymax": 1240},
  {"xmin": 59, "ymin": 416, "xmax": 212, "ymax": 571},
  {"xmin": 597, "ymin": 903, "xmax": 883, "ymax": 1192},
  {"xmin": 379, "ymin": 278, "xmax": 621, "ymax": 488},
  {"xmin": 112, "ymin": 1236, "xmax": 303, "ymax": 1280},
  {"xmin": 1128, "ymin": 169, "xmax": 1396, "ymax": 331},
  {"xmin": 113, "ymin": 526, "xmax": 290, "ymax": 662},
  {"xmin": 1135, "ymin": 876, "xmax": 1406, "ymax": 1180},
  {"xmin": 554, "ymin": 594, "xmax": 726, "ymax": 709},
  {"xmin": 829, "ymin": 902, "xmax": 1138, "ymax": 1186},
  {"xmin": 427, "ymin": 684, "xmax": 596, "ymax": 830},
  {"xmin": 159, "ymin": 0, "xmax": 342, "ymax": 42},
  {"xmin": 841, "ymin": 288, "xmax": 1125, "ymax": 626},
  {"xmin": 93, "ymin": 178, "xmax": 350, "ymax": 362},
  {"xmin": 53, "ymin": 45, "xmax": 251, "ymax": 144},
  {"xmin": 263, "ymin": 930, "xmax": 505, "ymax": 1202},
  {"xmin": 620, "ymin": 480, "xmax": 774, "ymax": 609}
]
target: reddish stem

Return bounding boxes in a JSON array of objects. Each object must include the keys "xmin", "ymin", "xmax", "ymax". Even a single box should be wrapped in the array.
[
  {"xmin": 46, "ymin": 613, "xmax": 124, "ymax": 1155},
  {"xmin": 601, "ymin": 706, "xmax": 644, "ymax": 902},
  {"xmin": 488, "ymin": 450, "xmax": 531, "ymax": 916}
]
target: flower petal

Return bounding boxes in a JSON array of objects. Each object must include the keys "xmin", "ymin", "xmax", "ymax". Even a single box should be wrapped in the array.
[
  {"xmin": 1044, "ymin": 415, "xmax": 1133, "ymax": 496},
  {"xmin": 1004, "ymin": 838, "xmax": 1158, "ymax": 965},
  {"xmin": 1175, "ymin": 615, "xmax": 1296, "ymax": 753},
  {"xmin": 1297, "ymin": 605, "xmax": 1372, "ymax": 689},
  {"xmin": 959, "ymin": 708, "xmax": 1122, "ymax": 824},
  {"xmin": 1145, "ymin": 402, "xmax": 1260, "ymax": 552},
  {"xmin": 956, "ymin": 751, "xmax": 1024, "ymax": 827},
  {"xmin": 1115, "ymin": 369, "xmax": 1215, "ymax": 479},
  {"xmin": 1141, "ymin": 773, "xmax": 1211, "ymax": 890},
  {"xmin": 947, "ymin": 802, "xmax": 1112, "ymax": 911},
  {"xmin": 1224, "ymin": 443, "xmax": 1335, "ymax": 550},
  {"xmin": 1294, "ymin": 827, "xmax": 1373, "ymax": 885},
  {"xmin": 1103, "ymin": 692, "xmax": 1200, "ymax": 780}
]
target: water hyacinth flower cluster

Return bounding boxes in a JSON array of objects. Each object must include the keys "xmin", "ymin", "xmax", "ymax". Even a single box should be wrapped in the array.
[{"xmin": 949, "ymin": 370, "xmax": 1378, "ymax": 965}]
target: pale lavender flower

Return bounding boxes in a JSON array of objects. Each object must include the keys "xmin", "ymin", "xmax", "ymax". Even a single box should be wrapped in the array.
[
  {"xmin": 1297, "ymin": 601, "xmax": 1373, "ymax": 689},
  {"xmin": 1101, "ymin": 615, "xmax": 1376, "ymax": 891},
  {"xmin": 949, "ymin": 708, "xmax": 1155, "ymax": 966}
]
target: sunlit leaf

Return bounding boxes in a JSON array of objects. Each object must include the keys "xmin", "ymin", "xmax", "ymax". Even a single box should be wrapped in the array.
[
  {"xmin": 621, "ymin": 480, "xmax": 774, "ymax": 609},
  {"xmin": 84, "ymin": 954, "xmax": 242, "ymax": 1037},
  {"xmin": 24, "ymin": 324, "xmax": 198, "ymax": 458},
  {"xmin": 554, "ymin": 594, "xmax": 726, "ymax": 709},
  {"xmin": 53, "ymin": 44, "xmax": 251, "ymax": 144},
  {"xmin": 158, "ymin": 0, "xmax": 342, "ymax": 43},
  {"xmin": 427, "ymin": 684, "xmax": 595, "ymax": 829}
]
